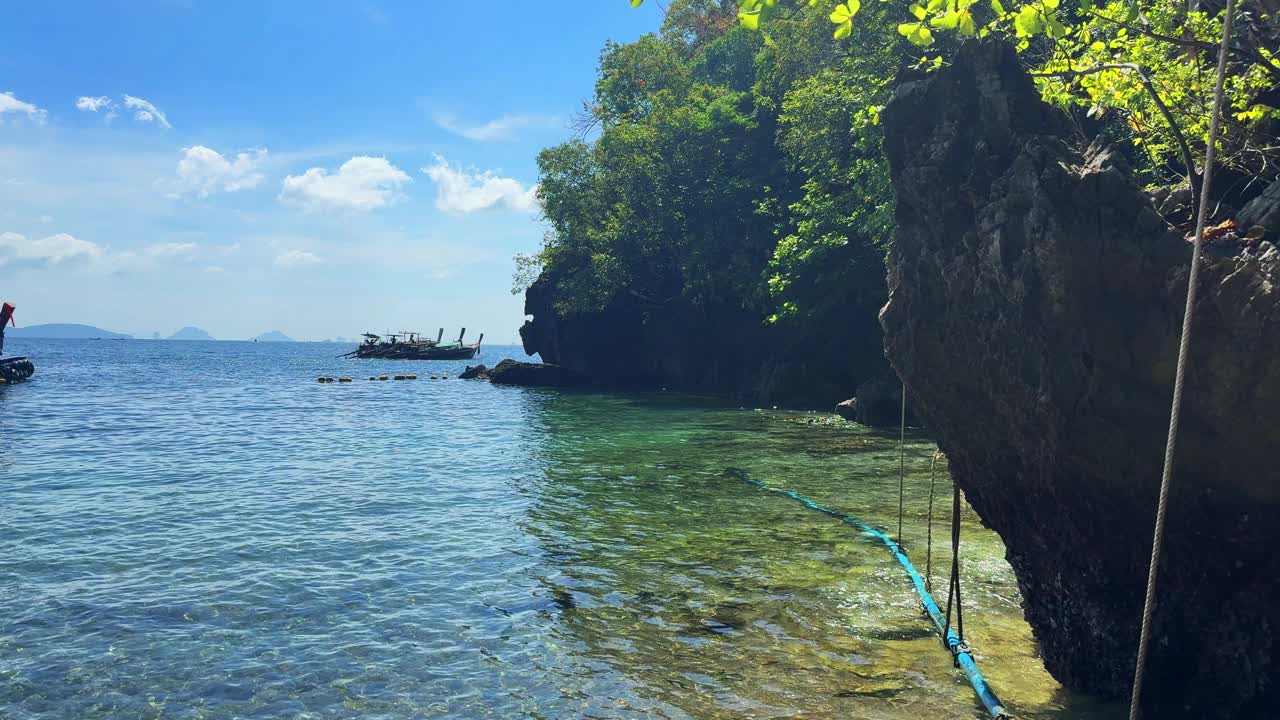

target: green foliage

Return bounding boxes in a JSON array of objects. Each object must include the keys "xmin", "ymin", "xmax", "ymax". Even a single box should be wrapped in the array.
[
  {"xmin": 630, "ymin": 0, "xmax": 1279, "ymax": 186},
  {"xmin": 528, "ymin": 3, "xmax": 898, "ymax": 333}
]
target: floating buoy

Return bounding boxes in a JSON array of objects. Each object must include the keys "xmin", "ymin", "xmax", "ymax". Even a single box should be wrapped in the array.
[
  {"xmin": 369, "ymin": 376, "xmax": 377, "ymax": 381},
  {"xmin": 405, "ymin": 374, "xmax": 417, "ymax": 380},
  {"xmin": 379, "ymin": 375, "xmax": 389, "ymax": 381},
  {"xmin": 339, "ymin": 377, "xmax": 352, "ymax": 383}
]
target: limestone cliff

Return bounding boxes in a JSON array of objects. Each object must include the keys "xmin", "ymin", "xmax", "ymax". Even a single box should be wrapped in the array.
[
  {"xmin": 520, "ymin": 273, "xmax": 888, "ymax": 409},
  {"xmin": 881, "ymin": 38, "xmax": 1280, "ymax": 718}
]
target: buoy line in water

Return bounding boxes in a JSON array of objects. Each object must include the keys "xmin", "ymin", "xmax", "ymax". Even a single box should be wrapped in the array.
[
  {"xmin": 315, "ymin": 372, "xmax": 450, "ymax": 383},
  {"xmin": 725, "ymin": 467, "xmax": 1010, "ymax": 718}
]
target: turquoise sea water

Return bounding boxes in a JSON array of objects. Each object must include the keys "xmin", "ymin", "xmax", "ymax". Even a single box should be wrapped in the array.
[{"xmin": 1, "ymin": 339, "xmax": 1119, "ymax": 719}]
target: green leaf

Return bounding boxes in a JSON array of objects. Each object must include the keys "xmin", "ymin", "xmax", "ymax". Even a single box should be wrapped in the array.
[
  {"xmin": 1013, "ymin": 6, "xmax": 1042, "ymax": 36},
  {"xmin": 931, "ymin": 10, "xmax": 960, "ymax": 29},
  {"xmin": 909, "ymin": 4, "xmax": 927, "ymax": 19},
  {"xmin": 898, "ymin": 21, "xmax": 934, "ymax": 45},
  {"xmin": 834, "ymin": 18, "xmax": 853, "ymax": 38},
  {"xmin": 830, "ymin": 0, "xmax": 860, "ymax": 23},
  {"xmin": 990, "ymin": 0, "xmax": 1006, "ymax": 16},
  {"xmin": 630, "ymin": 0, "xmax": 643, "ymax": 7},
  {"xmin": 739, "ymin": 9, "xmax": 761, "ymax": 29},
  {"xmin": 957, "ymin": 10, "xmax": 976, "ymax": 34}
]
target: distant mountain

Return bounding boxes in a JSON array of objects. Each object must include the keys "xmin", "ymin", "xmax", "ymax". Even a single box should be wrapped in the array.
[
  {"xmin": 7, "ymin": 323, "xmax": 132, "ymax": 339},
  {"xmin": 252, "ymin": 330, "xmax": 292, "ymax": 342},
  {"xmin": 169, "ymin": 326, "xmax": 215, "ymax": 341}
]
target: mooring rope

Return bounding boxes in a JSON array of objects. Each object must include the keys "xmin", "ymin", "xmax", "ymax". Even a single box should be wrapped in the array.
[
  {"xmin": 727, "ymin": 467, "xmax": 1009, "ymax": 718},
  {"xmin": 1128, "ymin": 2, "xmax": 1236, "ymax": 717}
]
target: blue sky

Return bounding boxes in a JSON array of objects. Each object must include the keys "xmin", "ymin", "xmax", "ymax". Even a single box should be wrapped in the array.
[{"xmin": 0, "ymin": 1, "xmax": 663, "ymax": 341}]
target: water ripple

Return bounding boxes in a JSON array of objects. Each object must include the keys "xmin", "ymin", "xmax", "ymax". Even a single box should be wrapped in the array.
[{"xmin": 0, "ymin": 340, "xmax": 1118, "ymax": 719}]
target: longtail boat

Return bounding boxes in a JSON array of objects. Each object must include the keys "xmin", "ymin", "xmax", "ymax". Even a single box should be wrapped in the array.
[
  {"xmin": 341, "ymin": 328, "xmax": 482, "ymax": 360},
  {"xmin": 0, "ymin": 302, "xmax": 35, "ymax": 384}
]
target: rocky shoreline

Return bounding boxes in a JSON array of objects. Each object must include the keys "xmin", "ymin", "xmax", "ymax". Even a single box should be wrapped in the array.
[{"xmin": 461, "ymin": 359, "xmax": 587, "ymax": 388}]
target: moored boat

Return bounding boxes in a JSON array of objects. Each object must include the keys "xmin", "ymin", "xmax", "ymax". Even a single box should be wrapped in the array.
[
  {"xmin": 0, "ymin": 302, "xmax": 35, "ymax": 384},
  {"xmin": 343, "ymin": 328, "xmax": 482, "ymax": 360}
]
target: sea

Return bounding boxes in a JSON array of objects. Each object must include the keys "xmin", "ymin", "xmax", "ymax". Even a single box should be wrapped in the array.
[{"xmin": 0, "ymin": 339, "xmax": 1119, "ymax": 719}]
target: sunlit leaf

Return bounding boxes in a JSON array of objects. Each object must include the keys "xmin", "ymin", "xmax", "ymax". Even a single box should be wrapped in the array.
[{"xmin": 931, "ymin": 10, "xmax": 960, "ymax": 29}]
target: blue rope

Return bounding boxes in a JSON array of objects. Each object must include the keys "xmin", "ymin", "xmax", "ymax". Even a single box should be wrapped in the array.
[{"xmin": 727, "ymin": 467, "xmax": 1009, "ymax": 718}]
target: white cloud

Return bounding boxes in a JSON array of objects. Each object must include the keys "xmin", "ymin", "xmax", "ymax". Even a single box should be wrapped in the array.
[
  {"xmin": 279, "ymin": 156, "xmax": 410, "ymax": 211},
  {"xmin": 174, "ymin": 145, "xmax": 266, "ymax": 197},
  {"xmin": 0, "ymin": 91, "xmax": 47, "ymax": 125},
  {"xmin": 123, "ymin": 95, "xmax": 171, "ymax": 128},
  {"xmin": 421, "ymin": 155, "xmax": 538, "ymax": 214},
  {"xmin": 147, "ymin": 241, "xmax": 198, "ymax": 258},
  {"xmin": 435, "ymin": 112, "xmax": 560, "ymax": 142},
  {"xmin": 275, "ymin": 250, "xmax": 322, "ymax": 268},
  {"xmin": 76, "ymin": 95, "xmax": 113, "ymax": 112},
  {"xmin": 0, "ymin": 231, "xmax": 104, "ymax": 267}
]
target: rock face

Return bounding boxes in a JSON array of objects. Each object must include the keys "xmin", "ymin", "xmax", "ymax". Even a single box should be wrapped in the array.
[
  {"xmin": 520, "ymin": 275, "xmax": 887, "ymax": 410},
  {"xmin": 484, "ymin": 359, "xmax": 587, "ymax": 388},
  {"xmin": 880, "ymin": 39, "xmax": 1280, "ymax": 718},
  {"xmin": 1239, "ymin": 178, "xmax": 1280, "ymax": 237}
]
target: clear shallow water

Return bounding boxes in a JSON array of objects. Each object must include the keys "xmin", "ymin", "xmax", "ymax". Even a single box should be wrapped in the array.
[{"xmin": 0, "ymin": 339, "xmax": 1119, "ymax": 719}]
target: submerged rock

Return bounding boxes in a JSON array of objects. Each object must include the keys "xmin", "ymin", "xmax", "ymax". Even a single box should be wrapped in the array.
[
  {"xmin": 487, "ymin": 359, "xmax": 586, "ymax": 388},
  {"xmin": 834, "ymin": 397, "xmax": 858, "ymax": 421},
  {"xmin": 880, "ymin": 39, "xmax": 1280, "ymax": 718},
  {"xmin": 459, "ymin": 364, "xmax": 490, "ymax": 380}
]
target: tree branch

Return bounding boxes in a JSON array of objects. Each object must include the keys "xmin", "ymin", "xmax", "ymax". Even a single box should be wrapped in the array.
[
  {"xmin": 1086, "ymin": 10, "xmax": 1280, "ymax": 81},
  {"xmin": 1034, "ymin": 63, "xmax": 1201, "ymax": 207}
]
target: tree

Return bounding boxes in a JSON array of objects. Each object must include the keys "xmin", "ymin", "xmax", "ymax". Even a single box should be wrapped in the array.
[{"xmin": 627, "ymin": 0, "xmax": 1279, "ymax": 190}]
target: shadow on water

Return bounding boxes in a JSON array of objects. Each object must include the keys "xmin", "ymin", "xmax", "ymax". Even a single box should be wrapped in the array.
[{"xmin": 520, "ymin": 391, "xmax": 1125, "ymax": 719}]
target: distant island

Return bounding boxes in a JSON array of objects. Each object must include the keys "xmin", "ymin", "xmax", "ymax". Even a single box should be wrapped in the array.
[
  {"xmin": 252, "ymin": 330, "xmax": 293, "ymax": 342},
  {"xmin": 7, "ymin": 323, "xmax": 132, "ymax": 339},
  {"xmin": 169, "ymin": 326, "xmax": 215, "ymax": 341}
]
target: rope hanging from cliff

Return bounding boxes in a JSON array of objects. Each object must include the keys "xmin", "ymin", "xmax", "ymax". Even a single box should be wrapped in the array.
[
  {"xmin": 897, "ymin": 382, "xmax": 907, "ymax": 542},
  {"xmin": 943, "ymin": 483, "xmax": 967, "ymax": 650},
  {"xmin": 1128, "ymin": 2, "xmax": 1236, "ymax": 718},
  {"xmin": 925, "ymin": 451, "xmax": 941, "ymax": 594},
  {"xmin": 726, "ymin": 467, "xmax": 1009, "ymax": 718}
]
